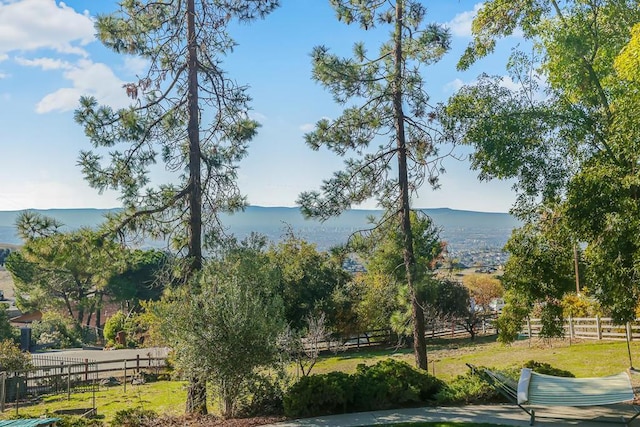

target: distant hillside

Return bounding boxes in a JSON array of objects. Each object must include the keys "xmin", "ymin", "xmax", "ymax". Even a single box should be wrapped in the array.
[{"xmin": 0, "ymin": 206, "xmax": 521, "ymax": 251}]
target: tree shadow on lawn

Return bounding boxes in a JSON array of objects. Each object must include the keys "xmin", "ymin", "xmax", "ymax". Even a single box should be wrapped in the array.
[{"xmin": 332, "ymin": 335, "xmax": 500, "ymax": 362}]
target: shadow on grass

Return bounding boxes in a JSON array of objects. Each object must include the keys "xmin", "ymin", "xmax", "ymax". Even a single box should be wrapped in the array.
[{"xmin": 331, "ymin": 334, "xmax": 500, "ymax": 362}]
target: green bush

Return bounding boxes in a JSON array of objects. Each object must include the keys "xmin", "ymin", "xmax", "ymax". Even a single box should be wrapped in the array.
[
  {"xmin": 283, "ymin": 359, "xmax": 443, "ymax": 418},
  {"xmin": 56, "ymin": 416, "xmax": 104, "ymax": 427},
  {"xmin": 103, "ymin": 311, "xmax": 126, "ymax": 345},
  {"xmin": 237, "ymin": 373, "xmax": 286, "ymax": 417},
  {"xmin": 31, "ymin": 312, "xmax": 82, "ymax": 349},
  {"xmin": 523, "ymin": 360, "xmax": 574, "ymax": 377},
  {"xmin": 353, "ymin": 359, "xmax": 444, "ymax": 411},
  {"xmin": 435, "ymin": 371, "xmax": 504, "ymax": 404},
  {"xmin": 110, "ymin": 408, "xmax": 157, "ymax": 427},
  {"xmin": 283, "ymin": 371, "xmax": 353, "ymax": 418},
  {"xmin": 0, "ymin": 340, "xmax": 32, "ymax": 372}
]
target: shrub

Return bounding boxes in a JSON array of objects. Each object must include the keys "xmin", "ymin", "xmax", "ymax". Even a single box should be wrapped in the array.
[
  {"xmin": 283, "ymin": 371, "xmax": 353, "ymax": 418},
  {"xmin": 523, "ymin": 360, "xmax": 574, "ymax": 377},
  {"xmin": 31, "ymin": 312, "xmax": 82, "ymax": 349},
  {"xmin": 110, "ymin": 408, "xmax": 157, "ymax": 427},
  {"xmin": 237, "ymin": 373, "xmax": 286, "ymax": 417},
  {"xmin": 103, "ymin": 310, "xmax": 126, "ymax": 345},
  {"xmin": 56, "ymin": 416, "xmax": 104, "ymax": 427},
  {"xmin": 435, "ymin": 371, "xmax": 504, "ymax": 404},
  {"xmin": 353, "ymin": 359, "xmax": 444, "ymax": 411},
  {"xmin": 0, "ymin": 340, "xmax": 32, "ymax": 372},
  {"xmin": 283, "ymin": 358, "xmax": 443, "ymax": 418}
]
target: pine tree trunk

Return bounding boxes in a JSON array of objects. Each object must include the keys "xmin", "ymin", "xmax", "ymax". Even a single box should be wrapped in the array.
[
  {"xmin": 185, "ymin": 0, "xmax": 206, "ymax": 414},
  {"xmin": 393, "ymin": 0, "xmax": 427, "ymax": 370}
]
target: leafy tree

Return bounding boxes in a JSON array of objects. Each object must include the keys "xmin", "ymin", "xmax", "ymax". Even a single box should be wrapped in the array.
[
  {"xmin": 615, "ymin": 23, "xmax": 640, "ymax": 82},
  {"xmin": 6, "ymin": 213, "xmax": 125, "ymax": 332},
  {"xmin": 0, "ymin": 303, "xmax": 15, "ymax": 342},
  {"xmin": 463, "ymin": 273, "xmax": 503, "ymax": 313},
  {"xmin": 0, "ymin": 340, "xmax": 31, "ymax": 372},
  {"xmin": 158, "ymin": 240, "xmax": 285, "ymax": 418},
  {"xmin": 106, "ymin": 249, "xmax": 168, "ymax": 311},
  {"xmin": 30, "ymin": 311, "xmax": 83, "ymax": 349},
  {"xmin": 497, "ymin": 209, "xmax": 578, "ymax": 341},
  {"xmin": 0, "ymin": 248, "xmax": 11, "ymax": 266},
  {"xmin": 74, "ymin": 0, "xmax": 278, "ymax": 414},
  {"xmin": 443, "ymin": 1, "xmax": 640, "ymax": 323},
  {"xmin": 353, "ymin": 211, "xmax": 445, "ymax": 349},
  {"xmin": 103, "ymin": 310, "xmax": 127, "ymax": 345},
  {"xmin": 297, "ymin": 0, "xmax": 450, "ymax": 370},
  {"xmin": 428, "ymin": 279, "xmax": 479, "ymax": 340},
  {"xmin": 267, "ymin": 231, "xmax": 350, "ymax": 331},
  {"xmin": 347, "ymin": 271, "xmax": 399, "ymax": 334}
]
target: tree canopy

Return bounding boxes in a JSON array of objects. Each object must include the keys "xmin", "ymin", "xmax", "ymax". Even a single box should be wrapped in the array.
[
  {"xmin": 297, "ymin": 0, "xmax": 450, "ymax": 370},
  {"xmin": 443, "ymin": 0, "xmax": 640, "ymax": 323},
  {"xmin": 6, "ymin": 213, "xmax": 125, "ymax": 331},
  {"xmin": 74, "ymin": 0, "xmax": 279, "ymax": 414}
]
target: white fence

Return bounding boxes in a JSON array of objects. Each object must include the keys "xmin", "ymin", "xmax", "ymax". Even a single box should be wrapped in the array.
[{"xmin": 522, "ymin": 316, "xmax": 640, "ymax": 341}]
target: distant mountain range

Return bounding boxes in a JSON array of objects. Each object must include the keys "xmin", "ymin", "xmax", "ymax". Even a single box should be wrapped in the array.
[{"xmin": 0, "ymin": 206, "xmax": 521, "ymax": 252}]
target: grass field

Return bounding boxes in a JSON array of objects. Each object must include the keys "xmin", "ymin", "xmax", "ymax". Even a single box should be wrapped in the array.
[
  {"xmin": 313, "ymin": 334, "xmax": 640, "ymax": 380},
  {"xmin": 3, "ymin": 335, "xmax": 640, "ymax": 424}
]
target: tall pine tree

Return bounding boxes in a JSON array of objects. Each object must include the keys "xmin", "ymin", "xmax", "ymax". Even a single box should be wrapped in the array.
[
  {"xmin": 297, "ymin": 0, "xmax": 450, "ymax": 370},
  {"xmin": 74, "ymin": 0, "xmax": 278, "ymax": 414}
]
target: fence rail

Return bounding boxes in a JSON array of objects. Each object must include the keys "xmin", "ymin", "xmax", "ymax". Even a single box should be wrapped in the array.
[
  {"xmin": 1, "ymin": 355, "xmax": 168, "ymax": 412},
  {"xmin": 522, "ymin": 316, "xmax": 640, "ymax": 341},
  {"xmin": 309, "ymin": 315, "xmax": 499, "ymax": 354}
]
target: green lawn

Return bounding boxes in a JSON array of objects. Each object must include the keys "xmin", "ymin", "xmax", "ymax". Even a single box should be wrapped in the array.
[
  {"xmin": 2, "ymin": 336, "xmax": 639, "ymax": 424},
  {"xmin": 313, "ymin": 335, "xmax": 640, "ymax": 380},
  {"xmin": 2, "ymin": 380, "xmax": 186, "ymax": 423}
]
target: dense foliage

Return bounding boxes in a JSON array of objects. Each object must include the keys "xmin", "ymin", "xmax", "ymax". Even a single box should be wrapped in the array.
[
  {"xmin": 266, "ymin": 232, "xmax": 350, "ymax": 330},
  {"xmin": 0, "ymin": 339, "xmax": 32, "ymax": 372},
  {"xmin": 75, "ymin": 0, "xmax": 279, "ymax": 413},
  {"xmin": 158, "ymin": 240, "xmax": 286, "ymax": 418},
  {"xmin": 443, "ymin": 0, "xmax": 640, "ymax": 325},
  {"xmin": 297, "ymin": 0, "xmax": 451, "ymax": 370},
  {"xmin": 283, "ymin": 359, "xmax": 443, "ymax": 418}
]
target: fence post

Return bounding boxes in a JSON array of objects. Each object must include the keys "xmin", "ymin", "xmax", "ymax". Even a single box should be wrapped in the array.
[
  {"xmin": 627, "ymin": 323, "xmax": 633, "ymax": 342},
  {"xmin": 569, "ymin": 316, "xmax": 574, "ymax": 340},
  {"xmin": 596, "ymin": 315, "xmax": 602, "ymax": 340},
  {"xmin": 527, "ymin": 317, "xmax": 532, "ymax": 338},
  {"xmin": 67, "ymin": 364, "xmax": 71, "ymax": 401},
  {"xmin": 1, "ymin": 372, "xmax": 5, "ymax": 413},
  {"xmin": 136, "ymin": 354, "xmax": 140, "ymax": 373},
  {"xmin": 123, "ymin": 360, "xmax": 127, "ymax": 393}
]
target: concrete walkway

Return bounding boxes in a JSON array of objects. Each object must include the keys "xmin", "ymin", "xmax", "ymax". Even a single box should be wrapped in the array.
[{"xmin": 266, "ymin": 404, "xmax": 640, "ymax": 426}]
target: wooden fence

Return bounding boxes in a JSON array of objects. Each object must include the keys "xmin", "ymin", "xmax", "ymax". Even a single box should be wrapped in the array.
[
  {"xmin": 1, "ymin": 355, "xmax": 167, "ymax": 412},
  {"xmin": 310, "ymin": 315, "xmax": 499, "ymax": 353},
  {"xmin": 522, "ymin": 316, "xmax": 640, "ymax": 341}
]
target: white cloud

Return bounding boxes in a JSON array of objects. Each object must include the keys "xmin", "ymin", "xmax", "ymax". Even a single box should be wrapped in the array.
[
  {"xmin": 443, "ymin": 78, "xmax": 464, "ymax": 93},
  {"xmin": 250, "ymin": 111, "xmax": 267, "ymax": 123},
  {"xmin": 0, "ymin": 0, "xmax": 95, "ymax": 57},
  {"xmin": 123, "ymin": 56, "xmax": 149, "ymax": 76},
  {"xmin": 35, "ymin": 59, "xmax": 132, "ymax": 113},
  {"xmin": 0, "ymin": 72, "xmax": 8, "ymax": 79},
  {"xmin": 0, "ymin": 53, "xmax": 7, "ymax": 62},
  {"xmin": 446, "ymin": 3, "xmax": 483, "ymax": 37},
  {"xmin": 15, "ymin": 56, "xmax": 73, "ymax": 70},
  {"xmin": 498, "ymin": 75, "xmax": 521, "ymax": 92},
  {"xmin": 299, "ymin": 123, "xmax": 314, "ymax": 132}
]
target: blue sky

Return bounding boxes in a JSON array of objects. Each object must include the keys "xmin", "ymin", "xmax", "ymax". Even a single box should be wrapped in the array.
[{"xmin": 0, "ymin": 0, "xmax": 523, "ymax": 213}]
